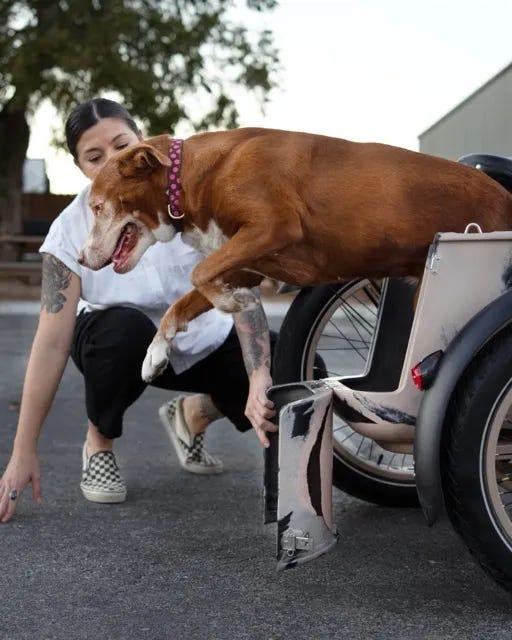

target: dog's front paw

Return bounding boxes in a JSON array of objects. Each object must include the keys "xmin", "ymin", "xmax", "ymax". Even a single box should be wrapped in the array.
[{"xmin": 142, "ymin": 335, "xmax": 170, "ymax": 382}]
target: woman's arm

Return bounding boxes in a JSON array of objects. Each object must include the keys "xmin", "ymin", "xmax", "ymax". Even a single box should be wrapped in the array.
[
  {"xmin": 232, "ymin": 297, "xmax": 277, "ymax": 448},
  {"xmin": 0, "ymin": 253, "xmax": 80, "ymax": 522}
]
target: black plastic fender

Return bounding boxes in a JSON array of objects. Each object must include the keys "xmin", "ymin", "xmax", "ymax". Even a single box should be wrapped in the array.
[{"xmin": 415, "ymin": 288, "xmax": 512, "ymax": 525}]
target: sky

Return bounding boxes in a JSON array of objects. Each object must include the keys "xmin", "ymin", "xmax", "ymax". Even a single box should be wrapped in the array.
[{"xmin": 27, "ymin": 0, "xmax": 512, "ymax": 194}]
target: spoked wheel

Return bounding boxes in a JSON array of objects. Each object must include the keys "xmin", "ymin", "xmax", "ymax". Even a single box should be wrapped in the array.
[
  {"xmin": 274, "ymin": 279, "xmax": 418, "ymax": 507},
  {"xmin": 442, "ymin": 327, "xmax": 512, "ymax": 591}
]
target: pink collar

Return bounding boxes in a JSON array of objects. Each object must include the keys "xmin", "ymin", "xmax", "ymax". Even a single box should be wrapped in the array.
[{"xmin": 167, "ymin": 138, "xmax": 184, "ymax": 221}]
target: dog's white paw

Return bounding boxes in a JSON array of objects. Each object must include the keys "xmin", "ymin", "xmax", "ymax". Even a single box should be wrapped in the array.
[
  {"xmin": 142, "ymin": 335, "xmax": 170, "ymax": 382},
  {"xmin": 216, "ymin": 287, "xmax": 258, "ymax": 313}
]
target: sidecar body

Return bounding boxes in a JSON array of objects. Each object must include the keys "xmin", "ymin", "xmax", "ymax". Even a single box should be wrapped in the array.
[{"xmin": 268, "ymin": 214, "xmax": 512, "ymax": 586}]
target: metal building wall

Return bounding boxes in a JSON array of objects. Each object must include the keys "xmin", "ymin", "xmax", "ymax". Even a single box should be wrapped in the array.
[{"xmin": 419, "ymin": 63, "xmax": 512, "ymax": 160}]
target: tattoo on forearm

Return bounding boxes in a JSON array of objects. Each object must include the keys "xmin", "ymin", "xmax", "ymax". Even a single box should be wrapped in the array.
[
  {"xmin": 41, "ymin": 254, "xmax": 72, "ymax": 313},
  {"xmin": 234, "ymin": 304, "xmax": 271, "ymax": 375},
  {"xmin": 198, "ymin": 396, "xmax": 222, "ymax": 424}
]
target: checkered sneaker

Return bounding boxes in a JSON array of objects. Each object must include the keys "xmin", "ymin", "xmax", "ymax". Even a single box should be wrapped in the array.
[
  {"xmin": 80, "ymin": 444, "xmax": 127, "ymax": 503},
  {"xmin": 159, "ymin": 397, "xmax": 224, "ymax": 475}
]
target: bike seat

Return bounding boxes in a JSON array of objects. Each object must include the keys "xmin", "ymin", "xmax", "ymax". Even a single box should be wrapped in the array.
[{"xmin": 458, "ymin": 153, "xmax": 512, "ymax": 192}]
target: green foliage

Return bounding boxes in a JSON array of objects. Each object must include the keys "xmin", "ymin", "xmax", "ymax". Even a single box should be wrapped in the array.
[{"xmin": 0, "ymin": 0, "xmax": 280, "ymax": 133}]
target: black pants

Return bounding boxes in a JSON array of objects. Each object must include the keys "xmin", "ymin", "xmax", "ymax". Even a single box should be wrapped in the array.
[{"xmin": 71, "ymin": 306, "xmax": 276, "ymax": 439}]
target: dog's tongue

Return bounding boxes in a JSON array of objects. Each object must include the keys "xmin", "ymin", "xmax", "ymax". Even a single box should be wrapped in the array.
[{"xmin": 112, "ymin": 224, "xmax": 137, "ymax": 267}]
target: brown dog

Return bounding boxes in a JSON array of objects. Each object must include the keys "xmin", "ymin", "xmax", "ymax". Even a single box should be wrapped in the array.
[{"xmin": 79, "ymin": 127, "xmax": 512, "ymax": 381}]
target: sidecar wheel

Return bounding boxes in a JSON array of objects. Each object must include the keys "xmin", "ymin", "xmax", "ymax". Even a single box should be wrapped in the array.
[
  {"xmin": 442, "ymin": 326, "xmax": 512, "ymax": 592},
  {"xmin": 274, "ymin": 279, "xmax": 418, "ymax": 507}
]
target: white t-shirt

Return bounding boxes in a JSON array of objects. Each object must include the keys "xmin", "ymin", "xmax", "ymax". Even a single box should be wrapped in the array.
[{"xmin": 39, "ymin": 186, "xmax": 233, "ymax": 374}]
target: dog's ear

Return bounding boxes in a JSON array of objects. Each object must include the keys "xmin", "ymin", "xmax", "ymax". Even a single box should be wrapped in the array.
[{"xmin": 118, "ymin": 145, "xmax": 172, "ymax": 178}]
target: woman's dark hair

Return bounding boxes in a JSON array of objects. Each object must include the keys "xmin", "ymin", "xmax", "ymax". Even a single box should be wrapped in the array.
[{"xmin": 65, "ymin": 98, "xmax": 140, "ymax": 159}]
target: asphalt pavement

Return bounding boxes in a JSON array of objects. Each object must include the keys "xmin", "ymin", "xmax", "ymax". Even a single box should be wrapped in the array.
[{"xmin": 1, "ymin": 301, "xmax": 512, "ymax": 640}]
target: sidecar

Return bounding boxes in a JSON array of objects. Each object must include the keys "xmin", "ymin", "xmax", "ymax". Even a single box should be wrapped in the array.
[{"xmin": 267, "ymin": 154, "xmax": 512, "ymax": 592}]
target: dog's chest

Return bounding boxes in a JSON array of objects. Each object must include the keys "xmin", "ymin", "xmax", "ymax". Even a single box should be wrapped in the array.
[{"xmin": 182, "ymin": 220, "xmax": 228, "ymax": 256}]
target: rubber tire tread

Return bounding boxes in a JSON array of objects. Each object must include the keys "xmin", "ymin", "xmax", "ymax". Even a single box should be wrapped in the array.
[{"xmin": 441, "ymin": 325, "xmax": 512, "ymax": 592}]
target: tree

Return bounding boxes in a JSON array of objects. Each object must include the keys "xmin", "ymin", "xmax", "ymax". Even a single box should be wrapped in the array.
[{"xmin": 0, "ymin": 0, "xmax": 279, "ymax": 253}]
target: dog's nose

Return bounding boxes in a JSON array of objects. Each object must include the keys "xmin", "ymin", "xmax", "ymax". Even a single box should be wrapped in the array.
[{"xmin": 77, "ymin": 250, "xmax": 85, "ymax": 266}]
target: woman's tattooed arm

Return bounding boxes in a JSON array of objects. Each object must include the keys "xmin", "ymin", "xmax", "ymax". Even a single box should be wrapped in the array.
[
  {"xmin": 234, "ymin": 296, "xmax": 275, "ymax": 444},
  {"xmin": 233, "ymin": 298, "xmax": 271, "ymax": 376},
  {"xmin": 41, "ymin": 253, "xmax": 72, "ymax": 313}
]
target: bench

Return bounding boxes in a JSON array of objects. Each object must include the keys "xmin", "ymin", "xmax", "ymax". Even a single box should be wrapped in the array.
[
  {"xmin": 0, "ymin": 234, "xmax": 45, "ymax": 259},
  {"xmin": 0, "ymin": 261, "xmax": 42, "ymax": 273},
  {"xmin": 0, "ymin": 235, "xmax": 45, "ymax": 284},
  {"xmin": 0, "ymin": 261, "xmax": 42, "ymax": 286}
]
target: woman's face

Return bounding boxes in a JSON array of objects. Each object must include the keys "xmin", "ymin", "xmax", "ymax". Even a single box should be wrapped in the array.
[{"xmin": 75, "ymin": 117, "xmax": 142, "ymax": 180}]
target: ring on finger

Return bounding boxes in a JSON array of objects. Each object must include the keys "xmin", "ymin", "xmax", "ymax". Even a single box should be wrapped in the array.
[{"xmin": 8, "ymin": 489, "xmax": 18, "ymax": 501}]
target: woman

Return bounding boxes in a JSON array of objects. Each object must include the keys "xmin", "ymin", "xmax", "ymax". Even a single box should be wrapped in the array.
[{"xmin": 0, "ymin": 98, "xmax": 276, "ymax": 522}]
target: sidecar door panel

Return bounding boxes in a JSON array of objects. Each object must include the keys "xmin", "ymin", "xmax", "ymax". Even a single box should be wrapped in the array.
[{"xmin": 276, "ymin": 384, "xmax": 337, "ymax": 570}]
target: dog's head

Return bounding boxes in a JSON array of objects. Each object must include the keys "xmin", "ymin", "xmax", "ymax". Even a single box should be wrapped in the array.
[{"xmin": 79, "ymin": 143, "xmax": 175, "ymax": 273}]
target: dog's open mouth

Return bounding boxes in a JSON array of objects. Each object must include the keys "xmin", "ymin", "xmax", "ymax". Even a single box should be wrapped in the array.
[{"xmin": 111, "ymin": 222, "xmax": 139, "ymax": 271}]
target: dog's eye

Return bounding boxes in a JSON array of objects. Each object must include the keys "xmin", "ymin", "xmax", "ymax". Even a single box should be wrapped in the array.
[{"xmin": 92, "ymin": 204, "xmax": 102, "ymax": 216}]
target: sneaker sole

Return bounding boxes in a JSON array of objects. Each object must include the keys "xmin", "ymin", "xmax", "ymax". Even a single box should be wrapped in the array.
[
  {"xmin": 158, "ymin": 404, "xmax": 224, "ymax": 475},
  {"xmin": 80, "ymin": 484, "xmax": 127, "ymax": 504}
]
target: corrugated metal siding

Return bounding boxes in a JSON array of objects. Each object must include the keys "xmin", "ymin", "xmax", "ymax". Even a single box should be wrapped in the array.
[{"xmin": 419, "ymin": 64, "xmax": 512, "ymax": 160}]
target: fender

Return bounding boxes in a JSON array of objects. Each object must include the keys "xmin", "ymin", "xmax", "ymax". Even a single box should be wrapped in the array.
[{"xmin": 415, "ymin": 288, "xmax": 512, "ymax": 525}]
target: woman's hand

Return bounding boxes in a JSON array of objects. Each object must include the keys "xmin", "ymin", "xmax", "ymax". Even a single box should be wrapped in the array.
[
  {"xmin": 0, "ymin": 451, "xmax": 42, "ymax": 522},
  {"xmin": 245, "ymin": 366, "xmax": 277, "ymax": 447}
]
